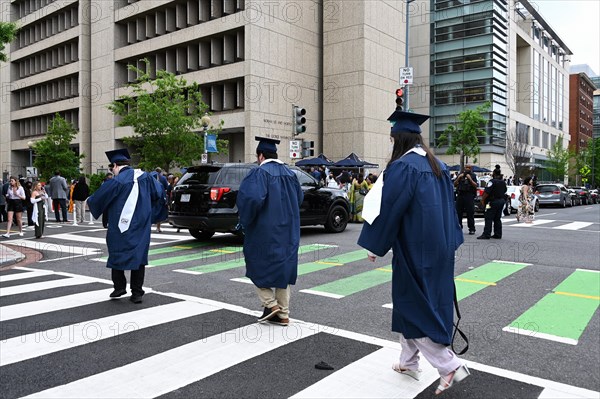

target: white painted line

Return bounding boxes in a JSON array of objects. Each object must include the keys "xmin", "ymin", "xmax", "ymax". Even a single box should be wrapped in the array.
[
  {"xmin": 511, "ymin": 219, "xmax": 555, "ymax": 227},
  {"xmin": 501, "ymin": 326, "xmax": 578, "ymax": 345},
  {"xmin": 172, "ymin": 269, "xmax": 204, "ymax": 276},
  {"xmin": 0, "ymin": 270, "xmax": 54, "ymax": 282},
  {"xmin": 230, "ymin": 277, "xmax": 253, "ymax": 285},
  {"xmin": 292, "ymin": 347, "xmax": 438, "ymax": 399},
  {"xmin": 492, "ymin": 260, "xmax": 533, "ymax": 266},
  {"xmin": 1, "ymin": 301, "xmax": 219, "ymax": 366},
  {"xmin": 0, "ymin": 277, "xmax": 99, "ymax": 297},
  {"xmin": 0, "ymin": 289, "xmax": 113, "ymax": 321},
  {"xmin": 536, "ymin": 212, "xmax": 557, "ymax": 217},
  {"xmin": 576, "ymin": 269, "xmax": 600, "ymax": 274},
  {"xmin": 382, "ymin": 303, "xmax": 393, "ymax": 309},
  {"xmin": 24, "ymin": 322, "xmax": 318, "ymax": 398},
  {"xmin": 553, "ymin": 222, "xmax": 593, "ymax": 230},
  {"xmin": 299, "ymin": 289, "xmax": 345, "ymax": 299},
  {"xmin": 37, "ymin": 254, "xmax": 93, "ymax": 263},
  {"xmin": 0, "ymin": 240, "xmax": 101, "ymax": 255},
  {"xmin": 47, "ymin": 233, "xmax": 108, "ymax": 245}
]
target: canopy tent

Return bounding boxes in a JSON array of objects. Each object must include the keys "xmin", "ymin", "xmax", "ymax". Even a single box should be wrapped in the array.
[
  {"xmin": 333, "ymin": 153, "xmax": 379, "ymax": 168},
  {"xmin": 295, "ymin": 153, "xmax": 334, "ymax": 167},
  {"xmin": 447, "ymin": 165, "xmax": 491, "ymax": 173}
]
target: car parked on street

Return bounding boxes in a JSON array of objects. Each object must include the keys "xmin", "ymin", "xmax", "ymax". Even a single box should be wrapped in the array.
[
  {"xmin": 569, "ymin": 187, "xmax": 593, "ymax": 205},
  {"xmin": 534, "ymin": 183, "xmax": 570, "ymax": 208},
  {"xmin": 567, "ymin": 188, "xmax": 581, "ymax": 206},
  {"xmin": 168, "ymin": 163, "xmax": 351, "ymax": 240},
  {"xmin": 505, "ymin": 185, "xmax": 540, "ymax": 214},
  {"xmin": 590, "ymin": 189, "xmax": 599, "ymax": 204}
]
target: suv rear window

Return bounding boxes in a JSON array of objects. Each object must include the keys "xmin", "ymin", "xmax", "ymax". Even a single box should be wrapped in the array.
[
  {"xmin": 178, "ymin": 166, "xmax": 221, "ymax": 185},
  {"xmin": 219, "ymin": 167, "xmax": 255, "ymax": 185},
  {"xmin": 537, "ymin": 185, "xmax": 559, "ymax": 193}
]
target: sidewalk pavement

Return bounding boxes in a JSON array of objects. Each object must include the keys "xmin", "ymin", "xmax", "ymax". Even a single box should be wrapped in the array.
[{"xmin": 0, "ymin": 243, "xmax": 25, "ymax": 268}]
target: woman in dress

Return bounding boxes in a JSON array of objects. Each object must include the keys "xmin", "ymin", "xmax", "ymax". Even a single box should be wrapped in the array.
[
  {"xmin": 30, "ymin": 181, "xmax": 49, "ymax": 238},
  {"xmin": 517, "ymin": 176, "xmax": 534, "ymax": 223},
  {"xmin": 350, "ymin": 173, "xmax": 370, "ymax": 222},
  {"xmin": 2, "ymin": 176, "xmax": 26, "ymax": 238}
]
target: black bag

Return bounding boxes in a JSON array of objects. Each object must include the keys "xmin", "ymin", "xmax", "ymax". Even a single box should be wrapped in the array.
[{"xmin": 359, "ymin": 188, "xmax": 368, "ymax": 196}]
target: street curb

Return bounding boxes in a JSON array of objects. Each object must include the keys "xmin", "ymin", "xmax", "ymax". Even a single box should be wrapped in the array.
[{"xmin": 0, "ymin": 243, "xmax": 26, "ymax": 269}]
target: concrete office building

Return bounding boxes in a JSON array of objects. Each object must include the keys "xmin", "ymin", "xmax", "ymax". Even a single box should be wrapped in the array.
[
  {"xmin": 1, "ymin": 0, "xmax": 408, "ymax": 178},
  {"xmin": 0, "ymin": 0, "xmax": 573, "ymax": 180}
]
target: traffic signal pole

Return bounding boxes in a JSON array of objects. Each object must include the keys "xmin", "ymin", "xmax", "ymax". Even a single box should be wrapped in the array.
[{"xmin": 404, "ymin": 0, "xmax": 414, "ymax": 111}]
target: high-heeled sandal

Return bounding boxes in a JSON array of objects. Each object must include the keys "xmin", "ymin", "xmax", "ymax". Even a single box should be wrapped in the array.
[
  {"xmin": 435, "ymin": 364, "xmax": 470, "ymax": 394},
  {"xmin": 392, "ymin": 363, "xmax": 422, "ymax": 381}
]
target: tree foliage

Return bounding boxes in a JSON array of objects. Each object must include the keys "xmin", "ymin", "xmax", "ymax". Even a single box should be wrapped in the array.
[
  {"xmin": 31, "ymin": 114, "xmax": 84, "ymax": 181},
  {"xmin": 545, "ymin": 134, "xmax": 570, "ymax": 182},
  {"xmin": 437, "ymin": 102, "xmax": 490, "ymax": 169},
  {"xmin": 0, "ymin": 22, "xmax": 18, "ymax": 62},
  {"xmin": 504, "ymin": 127, "xmax": 531, "ymax": 179},
  {"xmin": 108, "ymin": 59, "xmax": 225, "ymax": 172}
]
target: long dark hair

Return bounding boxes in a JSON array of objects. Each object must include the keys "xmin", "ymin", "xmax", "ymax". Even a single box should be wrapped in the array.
[{"xmin": 387, "ymin": 133, "xmax": 442, "ymax": 177}]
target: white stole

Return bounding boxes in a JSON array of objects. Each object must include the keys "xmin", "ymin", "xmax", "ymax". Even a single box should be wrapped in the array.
[{"xmin": 118, "ymin": 169, "xmax": 144, "ymax": 233}]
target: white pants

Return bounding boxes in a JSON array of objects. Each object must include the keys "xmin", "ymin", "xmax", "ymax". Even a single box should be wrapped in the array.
[{"xmin": 398, "ymin": 334, "xmax": 462, "ymax": 376}]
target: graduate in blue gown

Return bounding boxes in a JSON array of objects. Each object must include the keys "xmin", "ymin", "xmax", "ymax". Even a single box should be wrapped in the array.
[
  {"xmin": 87, "ymin": 149, "xmax": 164, "ymax": 303},
  {"xmin": 357, "ymin": 111, "xmax": 470, "ymax": 394},
  {"xmin": 237, "ymin": 137, "xmax": 303, "ymax": 326}
]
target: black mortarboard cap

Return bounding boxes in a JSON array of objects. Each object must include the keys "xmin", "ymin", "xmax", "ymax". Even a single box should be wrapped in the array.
[
  {"xmin": 105, "ymin": 148, "xmax": 131, "ymax": 163},
  {"xmin": 387, "ymin": 111, "xmax": 430, "ymax": 135},
  {"xmin": 255, "ymin": 136, "xmax": 280, "ymax": 153}
]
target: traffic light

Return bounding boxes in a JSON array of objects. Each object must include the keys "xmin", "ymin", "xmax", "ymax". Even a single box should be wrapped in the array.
[
  {"xmin": 395, "ymin": 88, "xmax": 404, "ymax": 111},
  {"xmin": 302, "ymin": 140, "xmax": 314, "ymax": 157},
  {"xmin": 293, "ymin": 106, "xmax": 306, "ymax": 136}
]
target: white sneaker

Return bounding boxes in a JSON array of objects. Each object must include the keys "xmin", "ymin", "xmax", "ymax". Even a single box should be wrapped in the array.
[
  {"xmin": 18, "ymin": 232, "xmax": 24, "ymax": 237},
  {"xmin": 2, "ymin": 233, "xmax": 10, "ymax": 238}
]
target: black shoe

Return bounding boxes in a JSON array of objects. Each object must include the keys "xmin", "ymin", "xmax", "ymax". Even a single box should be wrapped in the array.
[
  {"xmin": 477, "ymin": 235, "xmax": 490, "ymax": 240},
  {"xmin": 129, "ymin": 295, "xmax": 143, "ymax": 303},
  {"xmin": 267, "ymin": 315, "xmax": 289, "ymax": 326},
  {"xmin": 258, "ymin": 306, "xmax": 281, "ymax": 322},
  {"xmin": 109, "ymin": 289, "xmax": 127, "ymax": 298},
  {"xmin": 491, "ymin": 235, "xmax": 502, "ymax": 239},
  {"xmin": 468, "ymin": 231, "xmax": 475, "ymax": 235}
]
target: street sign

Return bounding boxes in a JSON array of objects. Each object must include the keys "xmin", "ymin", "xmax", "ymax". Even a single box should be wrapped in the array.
[
  {"xmin": 290, "ymin": 140, "xmax": 302, "ymax": 151},
  {"xmin": 290, "ymin": 151, "xmax": 302, "ymax": 159},
  {"xmin": 201, "ymin": 154, "xmax": 208, "ymax": 164},
  {"xmin": 399, "ymin": 67, "xmax": 413, "ymax": 85},
  {"xmin": 26, "ymin": 167, "xmax": 37, "ymax": 178}
]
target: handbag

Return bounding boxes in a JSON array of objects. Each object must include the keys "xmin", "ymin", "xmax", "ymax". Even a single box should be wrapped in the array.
[{"xmin": 359, "ymin": 188, "xmax": 368, "ymax": 196}]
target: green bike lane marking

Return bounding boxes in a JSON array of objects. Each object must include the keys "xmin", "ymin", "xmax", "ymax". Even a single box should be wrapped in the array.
[
  {"xmin": 455, "ymin": 260, "xmax": 530, "ymax": 301},
  {"xmin": 174, "ymin": 244, "xmax": 340, "ymax": 275},
  {"xmin": 503, "ymin": 269, "xmax": 600, "ymax": 345},
  {"xmin": 300, "ymin": 265, "xmax": 392, "ymax": 299},
  {"xmin": 148, "ymin": 246, "xmax": 243, "ymax": 267},
  {"xmin": 96, "ymin": 241, "xmax": 211, "ymax": 261}
]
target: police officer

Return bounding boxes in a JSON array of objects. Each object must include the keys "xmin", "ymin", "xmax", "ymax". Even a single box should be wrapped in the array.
[
  {"xmin": 454, "ymin": 165, "xmax": 478, "ymax": 235},
  {"xmin": 477, "ymin": 167, "xmax": 507, "ymax": 239}
]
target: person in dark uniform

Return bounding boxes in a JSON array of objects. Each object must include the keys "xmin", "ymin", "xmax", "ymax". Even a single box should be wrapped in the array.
[
  {"xmin": 477, "ymin": 167, "xmax": 507, "ymax": 239},
  {"xmin": 454, "ymin": 165, "xmax": 478, "ymax": 235},
  {"xmin": 101, "ymin": 165, "xmax": 114, "ymax": 228}
]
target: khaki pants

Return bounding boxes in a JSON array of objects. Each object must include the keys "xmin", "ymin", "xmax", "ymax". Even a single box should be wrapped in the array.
[{"xmin": 256, "ymin": 285, "xmax": 290, "ymax": 318}]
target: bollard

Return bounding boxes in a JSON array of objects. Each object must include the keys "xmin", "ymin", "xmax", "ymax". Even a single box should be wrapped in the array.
[{"xmin": 72, "ymin": 202, "xmax": 78, "ymax": 226}]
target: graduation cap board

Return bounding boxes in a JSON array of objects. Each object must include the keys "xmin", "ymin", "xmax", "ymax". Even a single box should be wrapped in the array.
[
  {"xmin": 387, "ymin": 111, "xmax": 430, "ymax": 134},
  {"xmin": 105, "ymin": 148, "xmax": 130, "ymax": 163},
  {"xmin": 255, "ymin": 136, "xmax": 280, "ymax": 153}
]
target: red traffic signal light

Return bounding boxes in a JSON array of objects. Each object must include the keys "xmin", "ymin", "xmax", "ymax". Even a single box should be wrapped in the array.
[
  {"xmin": 395, "ymin": 88, "xmax": 404, "ymax": 110},
  {"xmin": 396, "ymin": 88, "xmax": 404, "ymax": 97}
]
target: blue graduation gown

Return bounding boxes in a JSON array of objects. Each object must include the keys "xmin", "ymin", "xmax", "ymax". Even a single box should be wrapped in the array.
[
  {"xmin": 150, "ymin": 171, "xmax": 169, "ymax": 222},
  {"xmin": 237, "ymin": 160, "xmax": 303, "ymax": 288},
  {"xmin": 87, "ymin": 167, "xmax": 164, "ymax": 270},
  {"xmin": 357, "ymin": 151, "xmax": 463, "ymax": 345}
]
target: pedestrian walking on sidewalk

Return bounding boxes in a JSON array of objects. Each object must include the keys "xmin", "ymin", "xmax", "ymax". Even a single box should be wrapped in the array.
[
  {"xmin": 87, "ymin": 149, "xmax": 164, "ymax": 304},
  {"xmin": 236, "ymin": 137, "xmax": 303, "ymax": 327},
  {"xmin": 30, "ymin": 181, "xmax": 48, "ymax": 238},
  {"xmin": 2, "ymin": 176, "xmax": 26, "ymax": 238},
  {"xmin": 358, "ymin": 111, "xmax": 469, "ymax": 395}
]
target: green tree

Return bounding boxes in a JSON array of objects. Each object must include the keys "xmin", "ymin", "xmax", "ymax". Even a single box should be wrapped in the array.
[
  {"xmin": 587, "ymin": 137, "xmax": 600, "ymax": 187},
  {"xmin": 545, "ymin": 134, "xmax": 570, "ymax": 182},
  {"xmin": 437, "ymin": 102, "xmax": 490, "ymax": 169},
  {"xmin": 31, "ymin": 114, "xmax": 84, "ymax": 180},
  {"xmin": 0, "ymin": 22, "xmax": 18, "ymax": 62},
  {"xmin": 108, "ymin": 59, "xmax": 224, "ymax": 172}
]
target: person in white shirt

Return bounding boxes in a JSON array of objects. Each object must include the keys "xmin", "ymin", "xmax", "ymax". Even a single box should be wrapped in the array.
[{"xmin": 2, "ymin": 176, "xmax": 26, "ymax": 238}]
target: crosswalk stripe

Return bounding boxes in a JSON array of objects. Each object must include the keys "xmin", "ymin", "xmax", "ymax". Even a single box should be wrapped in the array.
[
  {"xmin": 0, "ymin": 289, "xmax": 114, "ymax": 321},
  {"xmin": 24, "ymin": 322, "xmax": 319, "ymax": 398},
  {"xmin": 455, "ymin": 261, "xmax": 529, "ymax": 301},
  {"xmin": 0, "ymin": 277, "xmax": 100, "ymax": 297},
  {"xmin": 511, "ymin": 219, "xmax": 555, "ymax": 227},
  {"xmin": 0, "ymin": 240, "xmax": 101, "ymax": 254},
  {"xmin": 552, "ymin": 222, "xmax": 594, "ymax": 230},
  {"xmin": 148, "ymin": 246, "xmax": 242, "ymax": 267},
  {"xmin": 300, "ymin": 266, "xmax": 393, "ymax": 299},
  {"xmin": 0, "ymin": 301, "xmax": 218, "ymax": 366},
  {"xmin": 291, "ymin": 347, "xmax": 439, "ymax": 398},
  {"xmin": 0, "ymin": 270, "xmax": 54, "ymax": 283}
]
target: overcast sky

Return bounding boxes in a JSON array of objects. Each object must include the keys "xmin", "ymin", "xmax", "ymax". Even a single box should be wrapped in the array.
[{"xmin": 532, "ymin": 0, "xmax": 600, "ymax": 75}]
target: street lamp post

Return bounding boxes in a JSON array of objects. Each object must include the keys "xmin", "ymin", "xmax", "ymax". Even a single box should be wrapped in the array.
[{"xmin": 201, "ymin": 115, "xmax": 211, "ymax": 164}]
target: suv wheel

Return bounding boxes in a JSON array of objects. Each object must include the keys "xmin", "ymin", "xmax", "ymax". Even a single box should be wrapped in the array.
[
  {"xmin": 324, "ymin": 205, "xmax": 349, "ymax": 233},
  {"xmin": 189, "ymin": 229, "xmax": 215, "ymax": 241},
  {"xmin": 561, "ymin": 198, "xmax": 567, "ymax": 208}
]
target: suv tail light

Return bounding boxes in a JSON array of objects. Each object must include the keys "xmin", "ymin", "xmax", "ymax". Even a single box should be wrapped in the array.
[
  {"xmin": 553, "ymin": 190, "xmax": 560, "ymax": 194},
  {"xmin": 210, "ymin": 187, "xmax": 231, "ymax": 201}
]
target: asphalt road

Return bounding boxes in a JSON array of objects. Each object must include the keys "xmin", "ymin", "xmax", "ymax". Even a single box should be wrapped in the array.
[{"xmin": 0, "ymin": 203, "xmax": 598, "ymax": 397}]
